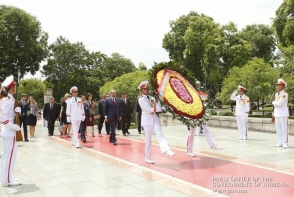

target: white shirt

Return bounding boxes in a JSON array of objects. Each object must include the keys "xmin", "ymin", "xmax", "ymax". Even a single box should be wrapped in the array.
[
  {"xmin": 66, "ymin": 97, "xmax": 85, "ymax": 122},
  {"xmin": 138, "ymin": 95, "xmax": 162, "ymax": 126},
  {"xmin": 272, "ymin": 90, "xmax": 289, "ymax": 117},
  {"xmin": 231, "ymin": 91, "xmax": 250, "ymax": 116}
]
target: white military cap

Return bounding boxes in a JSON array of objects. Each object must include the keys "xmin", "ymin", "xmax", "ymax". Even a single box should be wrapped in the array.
[
  {"xmin": 276, "ymin": 79, "xmax": 287, "ymax": 87},
  {"xmin": 2, "ymin": 75, "xmax": 16, "ymax": 89},
  {"xmin": 70, "ymin": 86, "xmax": 78, "ymax": 93},
  {"xmin": 238, "ymin": 85, "xmax": 246, "ymax": 91},
  {"xmin": 138, "ymin": 81, "xmax": 149, "ymax": 89}
]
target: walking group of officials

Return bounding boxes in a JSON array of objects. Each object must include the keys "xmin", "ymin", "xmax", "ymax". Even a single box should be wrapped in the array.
[{"xmin": 0, "ymin": 74, "xmax": 290, "ymax": 186}]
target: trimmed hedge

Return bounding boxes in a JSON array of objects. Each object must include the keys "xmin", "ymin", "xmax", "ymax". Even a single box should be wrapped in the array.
[{"xmin": 219, "ymin": 110, "xmax": 234, "ymax": 116}]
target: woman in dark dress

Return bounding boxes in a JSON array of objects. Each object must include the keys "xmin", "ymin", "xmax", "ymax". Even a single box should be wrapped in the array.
[
  {"xmin": 28, "ymin": 96, "xmax": 38, "ymax": 137},
  {"xmin": 85, "ymin": 93, "xmax": 95, "ymax": 137},
  {"xmin": 59, "ymin": 93, "xmax": 72, "ymax": 137}
]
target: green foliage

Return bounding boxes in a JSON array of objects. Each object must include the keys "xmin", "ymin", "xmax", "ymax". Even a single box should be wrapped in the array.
[
  {"xmin": 100, "ymin": 53, "xmax": 137, "ymax": 82},
  {"xmin": 210, "ymin": 109, "xmax": 217, "ymax": 115},
  {"xmin": 239, "ymin": 24, "xmax": 276, "ymax": 64},
  {"xmin": 99, "ymin": 70, "xmax": 149, "ymax": 106},
  {"xmin": 248, "ymin": 114, "xmax": 272, "ymax": 118},
  {"xmin": 273, "ymin": 0, "xmax": 294, "ymax": 46},
  {"xmin": 219, "ymin": 110, "xmax": 234, "ymax": 116},
  {"xmin": 18, "ymin": 78, "xmax": 45, "ymax": 107},
  {"xmin": 138, "ymin": 62, "xmax": 147, "ymax": 70},
  {"xmin": 42, "ymin": 36, "xmax": 106, "ymax": 100},
  {"xmin": 0, "ymin": 5, "xmax": 48, "ymax": 78},
  {"xmin": 217, "ymin": 58, "xmax": 279, "ymax": 104},
  {"xmin": 162, "ymin": 12, "xmax": 253, "ymax": 98}
]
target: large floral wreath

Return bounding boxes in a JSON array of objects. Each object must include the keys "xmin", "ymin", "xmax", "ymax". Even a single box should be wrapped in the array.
[{"xmin": 149, "ymin": 62, "xmax": 211, "ymax": 128}]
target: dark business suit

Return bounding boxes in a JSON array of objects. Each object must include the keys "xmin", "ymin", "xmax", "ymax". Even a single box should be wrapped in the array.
[
  {"xmin": 98, "ymin": 99, "xmax": 110, "ymax": 134},
  {"xmin": 80, "ymin": 101, "xmax": 91, "ymax": 141},
  {"xmin": 18, "ymin": 100, "xmax": 30, "ymax": 140},
  {"xmin": 43, "ymin": 102, "xmax": 59, "ymax": 135},
  {"xmin": 104, "ymin": 97, "xmax": 121, "ymax": 143},
  {"xmin": 135, "ymin": 97, "xmax": 142, "ymax": 133},
  {"xmin": 120, "ymin": 98, "xmax": 132, "ymax": 135}
]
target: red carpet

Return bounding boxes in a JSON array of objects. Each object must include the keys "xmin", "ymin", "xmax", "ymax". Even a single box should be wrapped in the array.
[{"xmin": 58, "ymin": 134, "xmax": 294, "ymax": 197}]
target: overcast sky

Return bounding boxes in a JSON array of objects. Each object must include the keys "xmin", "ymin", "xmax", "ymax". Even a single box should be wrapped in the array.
[{"xmin": 1, "ymin": 0, "xmax": 283, "ymax": 78}]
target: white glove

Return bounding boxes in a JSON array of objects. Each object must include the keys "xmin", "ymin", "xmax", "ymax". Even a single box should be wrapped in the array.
[
  {"xmin": 161, "ymin": 105, "xmax": 166, "ymax": 111},
  {"xmin": 272, "ymin": 101, "xmax": 276, "ymax": 106},
  {"xmin": 15, "ymin": 107, "xmax": 21, "ymax": 113},
  {"xmin": 11, "ymin": 124, "xmax": 21, "ymax": 131},
  {"xmin": 82, "ymin": 117, "xmax": 85, "ymax": 122}
]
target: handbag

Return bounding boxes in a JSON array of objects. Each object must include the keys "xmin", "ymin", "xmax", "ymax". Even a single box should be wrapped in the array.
[
  {"xmin": 16, "ymin": 130, "xmax": 23, "ymax": 142},
  {"xmin": 57, "ymin": 121, "xmax": 64, "ymax": 134}
]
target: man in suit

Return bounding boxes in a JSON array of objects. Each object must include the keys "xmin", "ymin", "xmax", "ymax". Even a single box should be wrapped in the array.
[
  {"xmin": 104, "ymin": 90, "xmax": 122, "ymax": 145},
  {"xmin": 43, "ymin": 97, "xmax": 59, "ymax": 136},
  {"xmin": 18, "ymin": 94, "xmax": 30, "ymax": 141},
  {"xmin": 97, "ymin": 93, "xmax": 110, "ymax": 134},
  {"xmin": 79, "ymin": 95, "xmax": 90, "ymax": 143},
  {"xmin": 120, "ymin": 92, "xmax": 132, "ymax": 136},
  {"xmin": 135, "ymin": 92, "xmax": 143, "ymax": 134}
]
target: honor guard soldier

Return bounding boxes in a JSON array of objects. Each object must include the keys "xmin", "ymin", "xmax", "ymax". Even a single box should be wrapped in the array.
[
  {"xmin": 0, "ymin": 75, "xmax": 22, "ymax": 186},
  {"xmin": 66, "ymin": 86, "xmax": 85, "ymax": 148},
  {"xmin": 272, "ymin": 79, "xmax": 289, "ymax": 149},
  {"xmin": 138, "ymin": 81, "xmax": 175, "ymax": 164},
  {"xmin": 231, "ymin": 85, "xmax": 250, "ymax": 140}
]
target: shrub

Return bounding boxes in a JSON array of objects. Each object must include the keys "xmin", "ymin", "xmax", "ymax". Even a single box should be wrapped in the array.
[
  {"xmin": 210, "ymin": 109, "xmax": 217, "ymax": 115},
  {"xmin": 248, "ymin": 114, "xmax": 272, "ymax": 118},
  {"xmin": 219, "ymin": 110, "xmax": 234, "ymax": 116}
]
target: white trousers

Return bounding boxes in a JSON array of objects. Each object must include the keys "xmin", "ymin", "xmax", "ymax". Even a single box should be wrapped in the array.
[
  {"xmin": 275, "ymin": 117, "xmax": 288, "ymax": 145},
  {"xmin": 236, "ymin": 115, "xmax": 248, "ymax": 137},
  {"xmin": 1, "ymin": 136, "xmax": 17, "ymax": 184},
  {"xmin": 187, "ymin": 125, "xmax": 216, "ymax": 153},
  {"xmin": 71, "ymin": 120, "xmax": 81, "ymax": 147},
  {"xmin": 143, "ymin": 124, "xmax": 171, "ymax": 160}
]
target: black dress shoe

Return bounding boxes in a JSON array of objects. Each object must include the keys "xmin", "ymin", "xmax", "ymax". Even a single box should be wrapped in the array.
[
  {"xmin": 48, "ymin": 134, "xmax": 52, "ymax": 136},
  {"xmin": 83, "ymin": 139, "xmax": 86, "ymax": 143},
  {"xmin": 98, "ymin": 131, "xmax": 101, "ymax": 134},
  {"xmin": 24, "ymin": 139, "xmax": 29, "ymax": 142},
  {"xmin": 138, "ymin": 132, "xmax": 141, "ymax": 134},
  {"xmin": 107, "ymin": 132, "xmax": 110, "ymax": 135}
]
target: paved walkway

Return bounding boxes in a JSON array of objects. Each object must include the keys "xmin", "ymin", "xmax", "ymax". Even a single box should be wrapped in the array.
[{"xmin": 0, "ymin": 120, "xmax": 293, "ymax": 197}]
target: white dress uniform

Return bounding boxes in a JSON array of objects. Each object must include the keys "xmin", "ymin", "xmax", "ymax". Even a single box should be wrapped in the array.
[
  {"xmin": 66, "ymin": 96, "xmax": 85, "ymax": 148},
  {"xmin": 272, "ymin": 79, "xmax": 289, "ymax": 148},
  {"xmin": 138, "ymin": 93, "xmax": 174, "ymax": 163},
  {"xmin": 1, "ymin": 93, "xmax": 20, "ymax": 186},
  {"xmin": 231, "ymin": 86, "xmax": 250, "ymax": 139},
  {"xmin": 187, "ymin": 125, "xmax": 222, "ymax": 156}
]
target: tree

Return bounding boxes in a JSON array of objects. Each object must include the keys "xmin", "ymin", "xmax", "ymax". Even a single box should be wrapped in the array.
[
  {"xmin": 100, "ymin": 70, "xmax": 149, "ymax": 106},
  {"xmin": 42, "ymin": 36, "xmax": 106, "ymax": 100},
  {"xmin": 216, "ymin": 58, "xmax": 279, "ymax": 105},
  {"xmin": 163, "ymin": 13, "xmax": 252, "ymax": 100},
  {"xmin": 239, "ymin": 24, "xmax": 276, "ymax": 63},
  {"xmin": 138, "ymin": 62, "xmax": 147, "ymax": 70},
  {"xmin": 18, "ymin": 78, "xmax": 45, "ymax": 107},
  {"xmin": 0, "ymin": 5, "xmax": 48, "ymax": 78},
  {"xmin": 273, "ymin": 0, "xmax": 294, "ymax": 47},
  {"xmin": 100, "ymin": 53, "xmax": 137, "ymax": 82}
]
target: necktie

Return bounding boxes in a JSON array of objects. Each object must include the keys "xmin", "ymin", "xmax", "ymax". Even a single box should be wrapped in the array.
[
  {"xmin": 75, "ymin": 97, "xmax": 77, "ymax": 102},
  {"xmin": 147, "ymin": 95, "xmax": 150, "ymax": 99},
  {"xmin": 113, "ymin": 98, "xmax": 116, "ymax": 105},
  {"xmin": 50, "ymin": 104, "xmax": 52, "ymax": 110}
]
